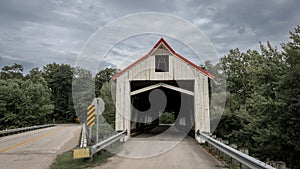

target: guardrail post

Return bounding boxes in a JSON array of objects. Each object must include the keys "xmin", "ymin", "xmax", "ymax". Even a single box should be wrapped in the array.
[
  {"xmin": 275, "ymin": 161, "xmax": 286, "ymax": 169},
  {"xmin": 89, "ymin": 126, "xmax": 92, "ymax": 143},
  {"xmin": 228, "ymin": 143, "xmax": 237, "ymax": 167},
  {"xmin": 220, "ymin": 140, "xmax": 229, "ymax": 164},
  {"xmin": 216, "ymin": 138, "xmax": 222, "ymax": 156},
  {"xmin": 208, "ymin": 135, "xmax": 216, "ymax": 150},
  {"xmin": 96, "ymin": 100, "xmax": 99, "ymax": 144},
  {"xmin": 239, "ymin": 147, "xmax": 249, "ymax": 155},
  {"xmin": 239, "ymin": 147, "xmax": 250, "ymax": 169}
]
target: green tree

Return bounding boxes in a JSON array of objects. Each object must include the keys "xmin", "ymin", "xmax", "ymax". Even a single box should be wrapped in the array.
[
  {"xmin": 228, "ymin": 43, "xmax": 286, "ymax": 157},
  {"xmin": 159, "ymin": 112, "xmax": 175, "ymax": 124},
  {"xmin": 215, "ymin": 26, "xmax": 300, "ymax": 168},
  {"xmin": 277, "ymin": 25, "xmax": 300, "ymax": 168},
  {"xmin": 42, "ymin": 63, "xmax": 75, "ymax": 123},
  {"xmin": 0, "ymin": 77, "xmax": 53, "ymax": 129},
  {"xmin": 26, "ymin": 67, "xmax": 54, "ymax": 124},
  {"xmin": 98, "ymin": 82, "xmax": 116, "ymax": 128},
  {"xmin": 0, "ymin": 79, "xmax": 24, "ymax": 129},
  {"xmin": 93, "ymin": 68, "xmax": 118, "ymax": 128},
  {"xmin": 0, "ymin": 63, "xmax": 23, "ymax": 79},
  {"xmin": 204, "ymin": 61, "xmax": 227, "ymax": 131},
  {"xmin": 95, "ymin": 68, "xmax": 118, "ymax": 97},
  {"xmin": 72, "ymin": 67, "xmax": 94, "ymax": 123},
  {"xmin": 26, "ymin": 67, "xmax": 42, "ymax": 82}
]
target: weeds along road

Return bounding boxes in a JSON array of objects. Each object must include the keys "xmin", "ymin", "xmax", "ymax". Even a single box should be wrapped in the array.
[{"xmin": 0, "ymin": 124, "xmax": 81, "ymax": 169}]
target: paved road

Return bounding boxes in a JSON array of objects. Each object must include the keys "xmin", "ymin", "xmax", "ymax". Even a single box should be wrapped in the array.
[
  {"xmin": 0, "ymin": 124, "xmax": 81, "ymax": 169},
  {"xmin": 95, "ymin": 126, "xmax": 227, "ymax": 169}
]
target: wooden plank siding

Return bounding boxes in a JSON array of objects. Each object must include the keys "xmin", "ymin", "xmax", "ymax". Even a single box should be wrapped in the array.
[{"xmin": 114, "ymin": 38, "xmax": 212, "ymax": 142}]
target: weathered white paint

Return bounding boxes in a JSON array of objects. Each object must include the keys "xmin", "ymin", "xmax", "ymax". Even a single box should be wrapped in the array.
[
  {"xmin": 130, "ymin": 83, "xmax": 194, "ymax": 96},
  {"xmin": 114, "ymin": 41, "xmax": 211, "ymax": 143}
]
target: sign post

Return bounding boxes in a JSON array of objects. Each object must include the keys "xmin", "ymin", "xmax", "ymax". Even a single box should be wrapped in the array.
[
  {"xmin": 85, "ymin": 98, "xmax": 105, "ymax": 144},
  {"xmin": 96, "ymin": 99, "xmax": 99, "ymax": 143},
  {"xmin": 87, "ymin": 101, "xmax": 96, "ymax": 142},
  {"xmin": 96, "ymin": 98, "xmax": 105, "ymax": 143}
]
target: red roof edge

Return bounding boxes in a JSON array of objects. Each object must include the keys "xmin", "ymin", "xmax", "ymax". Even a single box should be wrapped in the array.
[{"xmin": 111, "ymin": 38, "xmax": 215, "ymax": 80}]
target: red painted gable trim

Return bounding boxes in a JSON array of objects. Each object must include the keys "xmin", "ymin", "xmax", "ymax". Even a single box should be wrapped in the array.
[{"xmin": 111, "ymin": 38, "xmax": 215, "ymax": 80}]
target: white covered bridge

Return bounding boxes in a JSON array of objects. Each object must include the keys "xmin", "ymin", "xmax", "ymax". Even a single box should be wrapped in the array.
[{"xmin": 112, "ymin": 38, "xmax": 215, "ymax": 142}]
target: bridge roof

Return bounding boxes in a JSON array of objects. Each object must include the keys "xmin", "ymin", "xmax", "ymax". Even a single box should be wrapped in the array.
[{"xmin": 111, "ymin": 38, "xmax": 215, "ymax": 80}]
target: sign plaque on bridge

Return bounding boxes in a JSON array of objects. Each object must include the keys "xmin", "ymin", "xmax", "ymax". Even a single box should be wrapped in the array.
[{"xmin": 73, "ymin": 147, "xmax": 90, "ymax": 159}]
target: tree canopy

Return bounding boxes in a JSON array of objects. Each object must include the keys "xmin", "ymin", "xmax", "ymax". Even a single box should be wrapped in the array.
[
  {"xmin": 0, "ymin": 66, "xmax": 53, "ymax": 129},
  {"xmin": 214, "ymin": 25, "xmax": 300, "ymax": 168}
]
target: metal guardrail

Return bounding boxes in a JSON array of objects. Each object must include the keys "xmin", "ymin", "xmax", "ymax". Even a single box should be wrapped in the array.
[
  {"xmin": 73, "ymin": 130, "xmax": 126, "ymax": 159},
  {"xmin": 0, "ymin": 124, "xmax": 55, "ymax": 137},
  {"xmin": 90, "ymin": 130, "xmax": 126, "ymax": 155},
  {"xmin": 80, "ymin": 123, "xmax": 87, "ymax": 148},
  {"xmin": 199, "ymin": 132, "xmax": 275, "ymax": 169}
]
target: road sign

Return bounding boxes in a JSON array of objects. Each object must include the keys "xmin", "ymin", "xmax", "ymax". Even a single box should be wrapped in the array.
[
  {"xmin": 86, "ymin": 104, "xmax": 95, "ymax": 126},
  {"xmin": 73, "ymin": 147, "xmax": 90, "ymax": 159},
  {"xmin": 96, "ymin": 98, "xmax": 105, "ymax": 115}
]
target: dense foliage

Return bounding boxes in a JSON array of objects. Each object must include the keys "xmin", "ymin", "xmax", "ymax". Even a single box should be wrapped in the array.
[
  {"xmin": 42, "ymin": 63, "xmax": 76, "ymax": 123},
  {"xmin": 72, "ymin": 66, "xmax": 94, "ymax": 123},
  {"xmin": 159, "ymin": 112, "xmax": 175, "ymax": 124},
  {"xmin": 0, "ymin": 64, "xmax": 53, "ymax": 129},
  {"xmin": 0, "ymin": 63, "xmax": 118, "ymax": 130},
  {"xmin": 98, "ymin": 82, "xmax": 116, "ymax": 128},
  {"xmin": 214, "ymin": 25, "xmax": 300, "ymax": 168},
  {"xmin": 95, "ymin": 68, "xmax": 118, "ymax": 97}
]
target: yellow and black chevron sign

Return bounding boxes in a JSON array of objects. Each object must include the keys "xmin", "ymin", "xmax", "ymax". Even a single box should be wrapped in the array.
[{"xmin": 86, "ymin": 104, "xmax": 95, "ymax": 126}]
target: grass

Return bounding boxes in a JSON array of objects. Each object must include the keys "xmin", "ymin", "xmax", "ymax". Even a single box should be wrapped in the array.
[{"xmin": 50, "ymin": 150, "xmax": 113, "ymax": 169}]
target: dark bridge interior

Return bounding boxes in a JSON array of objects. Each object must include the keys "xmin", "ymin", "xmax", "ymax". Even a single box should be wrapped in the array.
[{"xmin": 130, "ymin": 80, "xmax": 195, "ymax": 137}]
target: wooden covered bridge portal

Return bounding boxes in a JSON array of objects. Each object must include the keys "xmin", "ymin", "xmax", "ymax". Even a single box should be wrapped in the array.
[{"xmin": 112, "ymin": 38, "xmax": 214, "ymax": 142}]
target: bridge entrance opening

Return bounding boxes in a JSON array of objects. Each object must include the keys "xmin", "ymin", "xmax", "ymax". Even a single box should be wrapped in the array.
[{"xmin": 130, "ymin": 80, "xmax": 195, "ymax": 137}]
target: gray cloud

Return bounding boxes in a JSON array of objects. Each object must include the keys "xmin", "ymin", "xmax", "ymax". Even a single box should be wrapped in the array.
[
  {"xmin": 184, "ymin": 0, "xmax": 300, "ymax": 54},
  {"xmin": 0, "ymin": 0, "xmax": 299, "ymax": 73}
]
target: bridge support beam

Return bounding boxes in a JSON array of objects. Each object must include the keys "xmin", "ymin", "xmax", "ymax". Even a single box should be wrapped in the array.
[
  {"xmin": 115, "ymin": 78, "xmax": 131, "ymax": 141},
  {"xmin": 194, "ymin": 76, "xmax": 210, "ymax": 143}
]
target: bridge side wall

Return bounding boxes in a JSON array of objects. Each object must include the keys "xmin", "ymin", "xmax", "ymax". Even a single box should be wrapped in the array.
[
  {"xmin": 115, "ymin": 75, "xmax": 131, "ymax": 139},
  {"xmin": 194, "ymin": 74, "xmax": 210, "ymax": 143}
]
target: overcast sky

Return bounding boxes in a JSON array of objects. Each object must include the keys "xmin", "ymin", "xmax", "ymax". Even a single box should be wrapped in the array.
[{"xmin": 0, "ymin": 0, "xmax": 299, "ymax": 73}]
